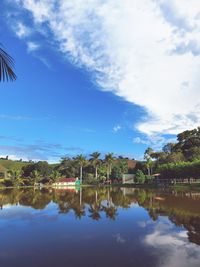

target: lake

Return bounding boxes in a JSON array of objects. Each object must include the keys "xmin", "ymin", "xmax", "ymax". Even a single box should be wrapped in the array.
[{"xmin": 0, "ymin": 187, "xmax": 200, "ymax": 267}]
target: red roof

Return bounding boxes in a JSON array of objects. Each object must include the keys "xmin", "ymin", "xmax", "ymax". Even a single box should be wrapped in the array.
[
  {"xmin": 58, "ymin": 178, "xmax": 77, "ymax": 183},
  {"xmin": 127, "ymin": 160, "xmax": 137, "ymax": 169}
]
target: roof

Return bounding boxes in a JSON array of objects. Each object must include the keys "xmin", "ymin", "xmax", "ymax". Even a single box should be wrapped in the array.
[
  {"xmin": 114, "ymin": 159, "xmax": 137, "ymax": 169},
  {"xmin": 57, "ymin": 178, "xmax": 77, "ymax": 183},
  {"xmin": 127, "ymin": 160, "xmax": 137, "ymax": 169}
]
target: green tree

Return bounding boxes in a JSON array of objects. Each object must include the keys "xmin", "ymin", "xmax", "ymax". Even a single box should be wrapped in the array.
[
  {"xmin": 90, "ymin": 152, "xmax": 101, "ymax": 179},
  {"xmin": 30, "ymin": 170, "xmax": 41, "ymax": 187},
  {"xmin": 22, "ymin": 163, "xmax": 35, "ymax": 177},
  {"xmin": 175, "ymin": 127, "xmax": 200, "ymax": 160},
  {"xmin": 59, "ymin": 157, "xmax": 77, "ymax": 177},
  {"xmin": 134, "ymin": 170, "xmax": 146, "ymax": 184},
  {"xmin": 185, "ymin": 147, "xmax": 200, "ymax": 161},
  {"xmin": 104, "ymin": 153, "xmax": 115, "ymax": 180},
  {"xmin": 118, "ymin": 158, "xmax": 128, "ymax": 174},
  {"xmin": 74, "ymin": 155, "xmax": 88, "ymax": 184},
  {"xmin": 0, "ymin": 44, "xmax": 17, "ymax": 82},
  {"xmin": 111, "ymin": 159, "xmax": 128, "ymax": 180},
  {"xmin": 35, "ymin": 161, "xmax": 52, "ymax": 177},
  {"xmin": 8, "ymin": 169, "xmax": 23, "ymax": 187},
  {"xmin": 50, "ymin": 170, "xmax": 60, "ymax": 183},
  {"xmin": 144, "ymin": 147, "xmax": 154, "ymax": 175},
  {"xmin": 166, "ymin": 151, "xmax": 185, "ymax": 163},
  {"xmin": 163, "ymin": 143, "xmax": 176, "ymax": 154}
]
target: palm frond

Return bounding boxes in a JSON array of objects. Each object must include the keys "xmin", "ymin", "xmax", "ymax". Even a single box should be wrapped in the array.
[{"xmin": 0, "ymin": 46, "xmax": 17, "ymax": 82}]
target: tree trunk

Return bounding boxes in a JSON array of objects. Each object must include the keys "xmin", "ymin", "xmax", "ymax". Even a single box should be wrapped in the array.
[
  {"xmin": 95, "ymin": 166, "xmax": 98, "ymax": 179},
  {"xmin": 107, "ymin": 166, "xmax": 110, "ymax": 180},
  {"xmin": 109, "ymin": 164, "xmax": 112, "ymax": 174},
  {"xmin": 80, "ymin": 166, "xmax": 83, "ymax": 184}
]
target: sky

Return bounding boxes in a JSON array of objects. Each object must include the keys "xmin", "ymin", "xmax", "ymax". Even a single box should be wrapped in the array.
[{"xmin": 0, "ymin": 0, "xmax": 200, "ymax": 162}]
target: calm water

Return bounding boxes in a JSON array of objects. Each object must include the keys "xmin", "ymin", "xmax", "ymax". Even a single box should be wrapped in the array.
[{"xmin": 1, "ymin": 187, "xmax": 200, "ymax": 267}]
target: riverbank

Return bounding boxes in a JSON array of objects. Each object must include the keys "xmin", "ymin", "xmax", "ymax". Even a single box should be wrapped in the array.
[
  {"xmin": 2, "ymin": 183, "xmax": 200, "ymax": 191},
  {"xmin": 169, "ymin": 183, "xmax": 200, "ymax": 191},
  {"xmin": 111, "ymin": 183, "xmax": 200, "ymax": 191}
]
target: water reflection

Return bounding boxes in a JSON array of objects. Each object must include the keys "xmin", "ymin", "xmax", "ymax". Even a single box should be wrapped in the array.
[{"xmin": 1, "ymin": 187, "xmax": 200, "ymax": 267}]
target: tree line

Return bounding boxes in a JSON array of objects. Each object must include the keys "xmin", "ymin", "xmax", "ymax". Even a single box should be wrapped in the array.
[
  {"xmin": 138, "ymin": 127, "xmax": 200, "ymax": 181},
  {"xmin": 0, "ymin": 152, "xmax": 135, "ymax": 187}
]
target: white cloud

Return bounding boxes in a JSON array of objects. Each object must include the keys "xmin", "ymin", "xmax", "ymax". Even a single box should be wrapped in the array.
[
  {"xmin": 144, "ymin": 221, "xmax": 200, "ymax": 267},
  {"xmin": 0, "ymin": 154, "xmax": 26, "ymax": 161},
  {"xmin": 13, "ymin": 0, "xmax": 200, "ymax": 135},
  {"xmin": 133, "ymin": 135, "xmax": 176, "ymax": 150},
  {"xmin": 15, "ymin": 22, "xmax": 30, "ymax": 38},
  {"xmin": 27, "ymin": 41, "xmax": 40, "ymax": 52},
  {"xmin": 113, "ymin": 125, "xmax": 122, "ymax": 133},
  {"xmin": 113, "ymin": 233, "xmax": 126, "ymax": 244},
  {"xmin": 0, "ymin": 143, "xmax": 84, "ymax": 162}
]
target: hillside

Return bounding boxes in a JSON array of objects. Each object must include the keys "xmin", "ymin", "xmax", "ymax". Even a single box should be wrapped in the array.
[{"xmin": 0, "ymin": 159, "xmax": 29, "ymax": 170}]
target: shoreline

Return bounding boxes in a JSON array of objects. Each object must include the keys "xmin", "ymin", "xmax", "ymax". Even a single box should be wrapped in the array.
[{"xmin": 1, "ymin": 183, "xmax": 200, "ymax": 191}]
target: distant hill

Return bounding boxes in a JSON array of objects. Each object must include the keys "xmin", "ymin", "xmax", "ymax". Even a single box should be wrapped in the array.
[
  {"xmin": 0, "ymin": 159, "xmax": 29, "ymax": 170},
  {"xmin": 0, "ymin": 159, "xmax": 59, "ymax": 171}
]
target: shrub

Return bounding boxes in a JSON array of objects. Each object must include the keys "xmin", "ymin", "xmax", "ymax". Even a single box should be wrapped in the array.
[
  {"xmin": 134, "ymin": 170, "xmax": 146, "ymax": 184},
  {"xmin": 157, "ymin": 160, "xmax": 200, "ymax": 179}
]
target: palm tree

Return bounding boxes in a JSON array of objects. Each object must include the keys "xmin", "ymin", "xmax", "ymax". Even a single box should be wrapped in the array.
[
  {"xmin": 0, "ymin": 44, "xmax": 17, "ymax": 82},
  {"xmin": 30, "ymin": 170, "xmax": 41, "ymax": 187},
  {"xmin": 8, "ymin": 169, "xmax": 23, "ymax": 187},
  {"xmin": 144, "ymin": 147, "xmax": 154, "ymax": 175},
  {"xmin": 74, "ymin": 154, "xmax": 87, "ymax": 184},
  {"xmin": 50, "ymin": 170, "xmax": 60, "ymax": 183},
  {"xmin": 90, "ymin": 151, "xmax": 101, "ymax": 179},
  {"xmin": 104, "ymin": 153, "xmax": 114, "ymax": 180},
  {"xmin": 118, "ymin": 158, "xmax": 128, "ymax": 174}
]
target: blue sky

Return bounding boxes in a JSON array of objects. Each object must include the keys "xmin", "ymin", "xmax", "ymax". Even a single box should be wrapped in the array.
[{"xmin": 0, "ymin": 0, "xmax": 200, "ymax": 162}]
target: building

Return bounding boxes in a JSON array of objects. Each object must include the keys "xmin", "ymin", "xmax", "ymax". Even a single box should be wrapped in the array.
[
  {"xmin": 53, "ymin": 178, "xmax": 80, "ymax": 187},
  {"xmin": 122, "ymin": 174, "xmax": 135, "ymax": 184}
]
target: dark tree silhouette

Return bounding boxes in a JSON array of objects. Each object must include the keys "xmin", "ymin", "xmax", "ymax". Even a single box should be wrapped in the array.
[{"xmin": 0, "ymin": 45, "xmax": 17, "ymax": 82}]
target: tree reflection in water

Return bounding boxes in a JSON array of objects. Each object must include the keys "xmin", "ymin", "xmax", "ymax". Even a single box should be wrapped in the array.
[{"xmin": 1, "ymin": 187, "xmax": 200, "ymax": 245}]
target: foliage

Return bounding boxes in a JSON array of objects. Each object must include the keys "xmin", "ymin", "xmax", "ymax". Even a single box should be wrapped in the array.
[
  {"xmin": 104, "ymin": 153, "xmax": 115, "ymax": 180},
  {"xmin": 145, "ymin": 175, "xmax": 154, "ymax": 183},
  {"xmin": 134, "ymin": 170, "xmax": 146, "ymax": 184},
  {"xmin": 0, "ymin": 153, "xmax": 135, "ymax": 187},
  {"xmin": 8, "ymin": 169, "xmax": 23, "ymax": 187},
  {"xmin": 89, "ymin": 152, "xmax": 101, "ymax": 179},
  {"xmin": 111, "ymin": 159, "xmax": 128, "ymax": 180},
  {"xmin": 157, "ymin": 160, "xmax": 200, "ymax": 179},
  {"xmin": 50, "ymin": 170, "xmax": 60, "ymax": 183},
  {"xmin": 144, "ymin": 147, "xmax": 154, "ymax": 175},
  {"xmin": 0, "ymin": 44, "xmax": 17, "ymax": 82},
  {"xmin": 83, "ymin": 173, "xmax": 99, "ymax": 185},
  {"xmin": 144, "ymin": 127, "xmax": 200, "ymax": 180},
  {"xmin": 58, "ymin": 157, "xmax": 78, "ymax": 177},
  {"xmin": 152, "ymin": 127, "xmax": 200, "ymax": 164},
  {"xmin": 30, "ymin": 170, "xmax": 41, "ymax": 186},
  {"xmin": 22, "ymin": 161, "xmax": 52, "ymax": 178}
]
